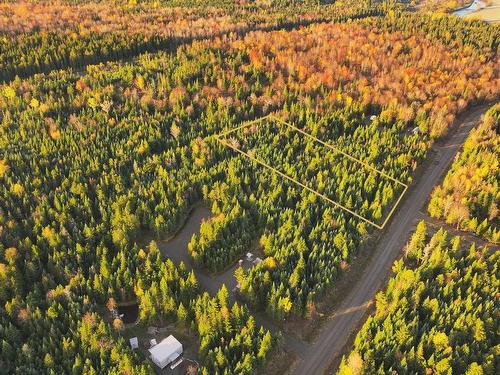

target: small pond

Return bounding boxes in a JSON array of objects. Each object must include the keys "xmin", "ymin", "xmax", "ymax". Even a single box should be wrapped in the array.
[{"xmin": 117, "ymin": 303, "xmax": 139, "ymax": 324}]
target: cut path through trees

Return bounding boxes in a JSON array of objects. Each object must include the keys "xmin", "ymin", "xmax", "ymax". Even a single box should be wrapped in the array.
[
  {"xmin": 291, "ymin": 105, "xmax": 491, "ymax": 375},
  {"xmin": 417, "ymin": 211, "xmax": 499, "ymax": 250},
  {"xmin": 146, "ymin": 206, "xmax": 309, "ymax": 356}
]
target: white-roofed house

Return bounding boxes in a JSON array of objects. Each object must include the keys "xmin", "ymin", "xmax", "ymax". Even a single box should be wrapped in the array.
[{"xmin": 148, "ymin": 335, "xmax": 183, "ymax": 369}]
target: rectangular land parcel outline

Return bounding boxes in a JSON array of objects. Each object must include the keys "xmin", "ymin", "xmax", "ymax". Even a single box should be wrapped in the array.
[{"xmin": 215, "ymin": 115, "xmax": 408, "ymax": 229}]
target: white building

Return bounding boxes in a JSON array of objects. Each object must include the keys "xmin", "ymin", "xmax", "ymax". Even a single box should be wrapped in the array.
[
  {"xmin": 129, "ymin": 337, "xmax": 138, "ymax": 350},
  {"xmin": 149, "ymin": 335, "xmax": 183, "ymax": 369}
]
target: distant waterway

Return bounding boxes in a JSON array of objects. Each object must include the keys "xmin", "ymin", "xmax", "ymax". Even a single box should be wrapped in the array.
[
  {"xmin": 454, "ymin": 1, "xmax": 486, "ymax": 17},
  {"xmin": 453, "ymin": 0, "xmax": 500, "ymax": 22}
]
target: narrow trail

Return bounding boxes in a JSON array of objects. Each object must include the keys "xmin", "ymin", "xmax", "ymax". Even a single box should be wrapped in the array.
[
  {"xmin": 150, "ymin": 207, "xmax": 307, "ymax": 356},
  {"xmin": 291, "ymin": 105, "xmax": 490, "ymax": 375},
  {"xmin": 417, "ymin": 211, "xmax": 499, "ymax": 250}
]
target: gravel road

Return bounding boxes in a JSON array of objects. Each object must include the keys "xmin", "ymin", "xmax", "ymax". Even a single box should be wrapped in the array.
[{"xmin": 291, "ymin": 106, "xmax": 489, "ymax": 375}]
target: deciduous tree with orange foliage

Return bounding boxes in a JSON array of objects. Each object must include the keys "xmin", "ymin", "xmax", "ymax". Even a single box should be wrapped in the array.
[{"xmin": 428, "ymin": 104, "xmax": 499, "ymax": 243}]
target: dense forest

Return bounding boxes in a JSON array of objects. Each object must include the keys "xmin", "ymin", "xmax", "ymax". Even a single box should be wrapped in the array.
[
  {"xmin": 195, "ymin": 287, "xmax": 278, "ymax": 375},
  {"xmin": 1, "ymin": 1, "xmax": 499, "ymax": 373},
  {"xmin": 428, "ymin": 104, "xmax": 499, "ymax": 243},
  {"xmin": 0, "ymin": 0, "xmax": 380, "ymax": 81},
  {"xmin": 2, "ymin": 1, "xmax": 498, "ymax": 83},
  {"xmin": 221, "ymin": 117, "xmax": 406, "ymax": 224},
  {"xmin": 339, "ymin": 222, "xmax": 499, "ymax": 374}
]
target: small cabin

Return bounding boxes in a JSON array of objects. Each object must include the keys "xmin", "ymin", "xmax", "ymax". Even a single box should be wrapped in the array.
[{"xmin": 129, "ymin": 337, "xmax": 139, "ymax": 350}]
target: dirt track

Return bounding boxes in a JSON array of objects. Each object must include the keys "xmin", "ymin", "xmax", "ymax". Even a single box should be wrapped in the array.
[{"xmin": 291, "ymin": 106, "xmax": 489, "ymax": 375}]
